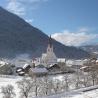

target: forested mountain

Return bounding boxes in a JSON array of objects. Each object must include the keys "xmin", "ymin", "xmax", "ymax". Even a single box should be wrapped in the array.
[{"xmin": 0, "ymin": 7, "xmax": 89, "ymax": 59}]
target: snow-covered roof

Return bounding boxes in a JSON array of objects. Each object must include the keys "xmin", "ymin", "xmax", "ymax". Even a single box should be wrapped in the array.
[
  {"xmin": 0, "ymin": 61, "xmax": 9, "ymax": 68},
  {"xmin": 17, "ymin": 69, "xmax": 22, "ymax": 72},
  {"xmin": 30, "ymin": 68, "xmax": 48, "ymax": 74},
  {"xmin": 57, "ymin": 58, "xmax": 66, "ymax": 62},
  {"xmin": 23, "ymin": 63, "xmax": 30, "ymax": 69},
  {"xmin": 0, "ymin": 61, "xmax": 8, "ymax": 65},
  {"xmin": 66, "ymin": 60, "xmax": 84, "ymax": 66},
  {"xmin": 96, "ymin": 60, "xmax": 98, "ymax": 62},
  {"xmin": 49, "ymin": 64, "xmax": 54, "ymax": 67},
  {"xmin": 19, "ymin": 71, "xmax": 25, "ymax": 74},
  {"xmin": 80, "ymin": 66, "xmax": 88, "ymax": 70}
]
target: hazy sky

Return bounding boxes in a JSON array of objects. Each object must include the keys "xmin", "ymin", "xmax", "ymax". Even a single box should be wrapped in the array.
[{"xmin": 0, "ymin": 0, "xmax": 98, "ymax": 46}]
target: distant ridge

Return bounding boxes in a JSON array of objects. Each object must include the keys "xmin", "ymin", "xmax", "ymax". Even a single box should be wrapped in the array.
[
  {"xmin": 81, "ymin": 44, "xmax": 98, "ymax": 55},
  {"xmin": 0, "ymin": 7, "xmax": 90, "ymax": 59}
]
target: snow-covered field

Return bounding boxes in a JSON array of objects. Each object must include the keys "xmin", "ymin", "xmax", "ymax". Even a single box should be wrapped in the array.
[
  {"xmin": 32, "ymin": 88, "xmax": 98, "ymax": 98},
  {"xmin": 0, "ymin": 75, "xmax": 98, "ymax": 98},
  {"xmin": 0, "ymin": 75, "xmax": 22, "ymax": 98}
]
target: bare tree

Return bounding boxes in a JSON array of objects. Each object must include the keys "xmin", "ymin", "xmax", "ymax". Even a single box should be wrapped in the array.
[
  {"xmin": 17, "ymin": 78, "xmax": 34, "ymax": 98},
  {"xmin": 52, "ymin": 79, "xmax": 61, "ymax": 94},
  {"xmin": 75, "ymin": 65, "xmax": 81, "ymax": 89},
  {"xmin": 40, "ymin": 76, "xmax": 55, "ymax": 96},
  {"xmin": 41, "ymin": 76, "xmax": 50, "ymax": 95},
  {"xmin": 63, "ymin": 74, "xmax": 69, "ymax": 91},
  {"xmin": 1, "ymin": 84, "xmax": 16, "ymax": 98},
  {"xmin": 86, "ymin": 62, "xmax": 97, "ymax": 86},
  {"xmin": 34, "ymin": 77, "xmax": 40, "ymax": 96},
  {"xmin": 32, "ymin": 77, "xmax": 45, "ymax": 97},
  {"xmin": 82, "ymin": 73, "xmax": 89, "ymax": 87},
  {"xmin": 89, "ymin": 68, "xmax": 97, "ymax": 86},
  {"xmin": 84, "ymin": 54, "xmax": 98, "ymax": 86}
]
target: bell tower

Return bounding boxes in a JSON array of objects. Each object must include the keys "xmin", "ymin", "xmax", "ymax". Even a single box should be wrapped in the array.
[
  {"xmin": 41, "ymin": 35, "xmax": 57, "ymax": 66},
  {"xmin": 47, "ymin": 36, "xmax": 53, "ymax": 53}
]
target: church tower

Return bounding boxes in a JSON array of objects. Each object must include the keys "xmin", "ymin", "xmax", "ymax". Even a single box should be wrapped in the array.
[
  {"xmin": 41, "ymin": 35, "xmax": 57, "ymax": 67},
  {"xmin": 47, "ymin": 36, "xmax": 53, "ymax": 53}
]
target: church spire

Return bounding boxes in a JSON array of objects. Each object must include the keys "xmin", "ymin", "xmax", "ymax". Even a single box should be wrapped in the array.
[
  {"xmin": 47, "ymin": 35, "xmax": 53, "ymax": 53},
  {"xmin": 48, "ymin": 35, "xmax": 52, "ymax": 48}
]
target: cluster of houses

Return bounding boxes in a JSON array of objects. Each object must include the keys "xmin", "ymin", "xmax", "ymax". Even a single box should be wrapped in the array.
[
  {"xmin": 15, "ymin": 36, "xmax": 91, "ymax": 77},
  {"xmin": 0, "ymin": 36, "xmax": 98, "ymax": 77},
  {"xmin": 16, "ymin": 63, "xmax": 48, "ymax": 77}
]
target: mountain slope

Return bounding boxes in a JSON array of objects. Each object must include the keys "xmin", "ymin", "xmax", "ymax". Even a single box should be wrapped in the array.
[
  {"xmin": 81, "ymin": 45, "xmax": 98, "ymax": 54},
  {"xmin": 0, "ymin": 7, "xmax": 89, "ymax": 59}
]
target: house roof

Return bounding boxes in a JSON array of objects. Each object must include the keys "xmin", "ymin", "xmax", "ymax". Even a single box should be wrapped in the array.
[
  {"xmin": 17, "ymin": 69, "xmax": 22, "ymax": 72},
  {"xmin": 18, "ymin": 71, "xmax": 25, "ymax": 75},
  {"xmin": 23, "ymin": 63, "xmax": 30, "ymax": 69},
  {"xmin": 36, "ymin": 64, "xmax": 46, "ymax": 68},
  {"xmin": 30, "ymin": 68, "xmax": 48, "ymax": 74},
  {"xmin": 49, "ymin": 64, "xmax": 60, "ymax": 69}
]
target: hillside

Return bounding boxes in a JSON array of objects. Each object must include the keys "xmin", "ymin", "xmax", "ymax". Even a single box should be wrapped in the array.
[
  {"xmin": 81, "ymin": 45, "xmax": 98, "ymax": 56},
  {"xmin": 0, "ymin": 7, "xmax": 89, "ymax": 59}
]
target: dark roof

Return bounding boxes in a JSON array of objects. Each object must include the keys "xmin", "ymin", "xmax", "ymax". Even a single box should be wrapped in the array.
[{"xmin": 48, "ymin": 64, "xmax": 60, "ymax": 69}]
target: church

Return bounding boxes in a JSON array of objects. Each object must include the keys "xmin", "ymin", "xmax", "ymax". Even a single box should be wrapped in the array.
[{"xmin": 40, "ymin": 36, "xmax": 57, "ymax": 67}]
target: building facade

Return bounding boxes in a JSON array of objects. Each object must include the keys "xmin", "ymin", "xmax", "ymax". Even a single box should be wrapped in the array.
[{"xmin": 40, "ymin": 36, "xmax": 57, "ymax": 67}]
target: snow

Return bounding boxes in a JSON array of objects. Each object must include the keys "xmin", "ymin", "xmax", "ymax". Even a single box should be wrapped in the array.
[
  {"xmin": 0, "ymin": 60, "xmax": 9, "ymax": 67},
  {"xmin": 0, "ymin": 75, "xmax": 98, "ymax": 98},
  {"xmin": 53, "ymin": 75, "xmax": 64, "ymax": 81},
  {"xmin": 32, "ymin": 86, "xmax": 98, "ymax": 98},
  {"xmin": 30, "ymin": 68, "xmax": 48, "ymax": 73},
  {"xmin": 57, "ymin": 58, "xmax": 66, "ymax": 63},
  {"xmin": 17, "ymin": 69, "xmax": 22, "ymax": 72},
  {"xmin": 0, "ymin": 61, "xmax": 7, "ymax": 65},
  {"xmin": 66, "ymin": 60, "xmax": 84, "ymax": 66},
  {"xmin": 0, "ymin": 74, "xmax": 98, "ymax": 98},
  {"xmin": 0, "ymin": 75, "xmax": 22, "ymax": 98},
  {"xmin": 23, "ymin": 63, "xmax": 29, "ymax": 69},
  {"xmin": 19, "ymin": 71, "xmax": 25, "ymax": 74},
  {"xmin": 96, "ymin": 60, "xmax": 98, "ymax": 62},
  {"xmin": 80, "ymin": 66, "xmax": 88, "ymax": 69}
]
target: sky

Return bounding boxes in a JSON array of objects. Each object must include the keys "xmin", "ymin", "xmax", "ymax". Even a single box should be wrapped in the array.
[{"xmin": 0, "ymin": 0, "xmax": 98, "ymax": 46}]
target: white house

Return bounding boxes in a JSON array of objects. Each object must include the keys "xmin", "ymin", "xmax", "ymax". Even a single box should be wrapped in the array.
[{"xmin": 66, "ymin": 59, "xmax": 85, "ymax": 66}]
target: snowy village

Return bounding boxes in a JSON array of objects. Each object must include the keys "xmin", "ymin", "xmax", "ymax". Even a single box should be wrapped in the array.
[
  {"xmin": 0, "ymin": 36, "xmax": 98, "ymax": 98},
  {"xmin": 0, "ymin": 0, "xmax": 98, "ymax": 98}
]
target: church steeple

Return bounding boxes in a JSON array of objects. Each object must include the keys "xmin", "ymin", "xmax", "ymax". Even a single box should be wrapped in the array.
[
  {"xmin": 41, "ymin": 35, "xmax": 57, "ymax": 67},
  {"xmin": 47, "ymin": 35, "xmax": 53, "ymax": 53},
  {"xmin": 48, "ymin": 35, "xmax": 52, "ymax": 48}
]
